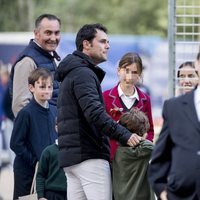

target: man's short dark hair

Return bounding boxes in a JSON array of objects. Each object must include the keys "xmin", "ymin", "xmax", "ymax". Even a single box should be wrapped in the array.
[
  {"xmin": 75, "ymin": 23, "xmax": 107, "ymax": 51},
  {"xmin": 35, "ymin": 14, "xmax": 61, "ymax": 29}
]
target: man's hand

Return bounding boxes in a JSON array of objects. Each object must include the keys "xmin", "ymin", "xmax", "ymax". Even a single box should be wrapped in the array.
[
  {"xmin": 127, "ymin": 133, "xmax": 142, "ymax": 147},
  {"xmin": 160, "ymin": 190, "xmax": 168, "ymax": 200}
]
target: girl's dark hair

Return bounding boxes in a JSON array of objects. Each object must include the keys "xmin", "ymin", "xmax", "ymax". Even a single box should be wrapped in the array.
[{"xmin": 118, "ymin": 52, "xmax": 143, "ymax": 75}]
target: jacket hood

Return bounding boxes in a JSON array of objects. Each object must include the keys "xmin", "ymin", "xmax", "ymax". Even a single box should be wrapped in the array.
[{"xmin": 55, "ymin": 50, "xmax": 105, "ymax": 82}]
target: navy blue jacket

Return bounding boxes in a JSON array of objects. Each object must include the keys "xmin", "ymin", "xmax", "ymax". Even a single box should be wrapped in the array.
[
  {"xmin": 10, "ymin": 98, "xmax": 57, "ymax": 172},
  {"xmin": 148, "ymin": 89, "xmax": 200, "ymax": 200},
  {"xmin": 9, "ymin": 39, "xmax": 60, "ymax": 106},
  {"xmin": 55, "ymin": 51, "xmax": 132, "ymax": 168}
]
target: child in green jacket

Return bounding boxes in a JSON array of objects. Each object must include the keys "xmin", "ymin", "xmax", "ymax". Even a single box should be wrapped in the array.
[
  {"xmin": 113, "ymin": 107, "xmax": 155, "ymax": 200},
  {"xmin": 36, "ymin": 122, "xmax": 67, "ymax": 200}
]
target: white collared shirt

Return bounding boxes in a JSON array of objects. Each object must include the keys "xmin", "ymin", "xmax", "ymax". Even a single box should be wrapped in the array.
[
  {"xmin": 194, "ymin": 86, "xmax": 200, "ymax": 121},
  {"xmin": 118, "ymin": 85, "xmax": 139, "ymax": 109}
]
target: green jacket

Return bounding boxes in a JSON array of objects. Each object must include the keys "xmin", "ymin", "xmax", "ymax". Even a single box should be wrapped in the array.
[
  {"xmin": 36, "ymin": 143, "xmax": 67, "ymax": 198},
  {"xmin": 113, "ymin": 140, "xmax": 155, "ymax": 200}
]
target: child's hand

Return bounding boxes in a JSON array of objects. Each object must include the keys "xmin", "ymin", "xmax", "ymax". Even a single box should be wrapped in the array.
[{"xmin": 127, "ymin": 133, "xmax": 142, "ymax": 147}]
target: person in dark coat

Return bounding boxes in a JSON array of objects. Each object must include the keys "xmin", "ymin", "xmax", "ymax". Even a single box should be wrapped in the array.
[
  {"xmin": 148, "ymin": 62, "xmax": 200, "ymax": 200},
  {"xmin": 55, "ymin": 23, "xmax": 142, "ymax": 200},
  {"xmin": 10, "ymin": 68, "xmax": 57, "ymax": 200}
]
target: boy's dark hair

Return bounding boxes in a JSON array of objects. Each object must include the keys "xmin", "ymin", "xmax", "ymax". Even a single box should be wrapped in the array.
[
  {"xmin": 35, "ymin": 14, "xmax": 61, "ymax": 28},
  {"xmin": 119, "ymin": 108, "xmax": 150, "ymax": 137},
  {"xmin": 75, "ymin": 23, "xmax": 107, "ymax": 51},
  {"xmin": 28, "ymin": 68, "xmax": 53, "ymax": 85}
]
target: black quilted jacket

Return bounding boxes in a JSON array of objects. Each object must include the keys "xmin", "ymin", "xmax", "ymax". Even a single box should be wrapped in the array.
[{"xmin": 55, "ymin": 50, "xmax": 132, "ymax": 167}]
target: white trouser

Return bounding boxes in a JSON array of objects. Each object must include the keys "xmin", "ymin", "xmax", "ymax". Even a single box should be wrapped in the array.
[{"xmin": 64, "ymin": 159, "xmax": 112, "ymax": 200}]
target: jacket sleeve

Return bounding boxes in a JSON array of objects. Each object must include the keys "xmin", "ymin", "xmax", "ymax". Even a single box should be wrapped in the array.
[
  {"xmin": 145, "ymin": 96, "xmax": 154, "ymax": 142},
  {"xmin": 102, "ymin": 90, "xmax": 111, "ymax": 114},
  {"xmin": 36, "ymin": 148, "xmax": 49, "ymax": 198},
  {"xmin": 73, "ymin": 69, "xmax": 132, "ymax": 145},
  {"xmin": 148, "ymin": 100, "xmax": 173, "ymax": 197},
  {"xmin": 12, "ymin": 57, "xmax": 36, "ymax": 117},
  {"xmin": 10, "ymin": 109, "xmax": 37, "ymax": 166}
]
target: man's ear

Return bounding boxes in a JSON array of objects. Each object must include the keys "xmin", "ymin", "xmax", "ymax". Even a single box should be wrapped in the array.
[
  {"xmin": 34, "ymin": 29, "xmax": 39, "ymax": 40},
  {"xmin": 83, "ymin": 40, "xmax": 91, "ymax": 50}
]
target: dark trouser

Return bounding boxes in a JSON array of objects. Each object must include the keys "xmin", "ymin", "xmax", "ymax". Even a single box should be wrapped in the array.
[
  {"xmin": 13, "ymin": 168, "xmax": 34, "ymax": 200},
  {"xmin": 45, "ymin": 190, "xmax": 67, "ymax": 200}
]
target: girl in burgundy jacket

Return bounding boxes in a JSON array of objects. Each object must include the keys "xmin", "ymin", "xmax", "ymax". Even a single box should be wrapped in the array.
[{"xmin": 103, "ymin": 52, "xmax": 154, "ymax": 160}]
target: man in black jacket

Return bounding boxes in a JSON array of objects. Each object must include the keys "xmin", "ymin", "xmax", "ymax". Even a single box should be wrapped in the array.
[
  {"xmin": 55, "ymin": 24, "xmax": 141, "ymax": 200},
  {"xmin": 55, "ymin": 23, "xmax": 142, "ymax": 200}
]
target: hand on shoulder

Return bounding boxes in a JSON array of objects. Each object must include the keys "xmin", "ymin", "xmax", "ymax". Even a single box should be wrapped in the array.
[{"xmin": 127, "ymin": 133, "xmax": 142, "ymax": 147}]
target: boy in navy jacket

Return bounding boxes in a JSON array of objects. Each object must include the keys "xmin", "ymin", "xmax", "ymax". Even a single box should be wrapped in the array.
[{"xmin": 10, "ymin": 68, "xmax": 57, "ymax": 200}]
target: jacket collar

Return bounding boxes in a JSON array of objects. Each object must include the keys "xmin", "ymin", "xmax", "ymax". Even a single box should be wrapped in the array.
[
  {"xmin": 73, "ymin": 50, "xmax": 106, "ymax": 83},
  {"xmin": 30, "ymin": 39, "xmax": 61, "ymax": 61},
  {"xmin": 118, "ymin": 84, "xmax": 139, "ymax": 100},
  {"xmin": 108, "ymin": 84, "xmax": 147, "ymax": 110}
]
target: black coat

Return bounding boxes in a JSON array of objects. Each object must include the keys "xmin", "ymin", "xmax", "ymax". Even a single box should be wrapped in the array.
[
  {"xmin": 148, "ymin": 89, "xmax": 200, "ymax": 200},
  {"xmin": 55, "ymin": 51, "xmax": 132, "ymax": 167}
]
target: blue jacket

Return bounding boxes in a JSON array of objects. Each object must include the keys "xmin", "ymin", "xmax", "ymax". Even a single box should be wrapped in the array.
[
  {"xmin": 9, "ymin": 39, "xmax": 60, "ymax": 106},
  {"xmin": 10, "ymin": 98, "xmax": 57, "ymax": 172}
]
